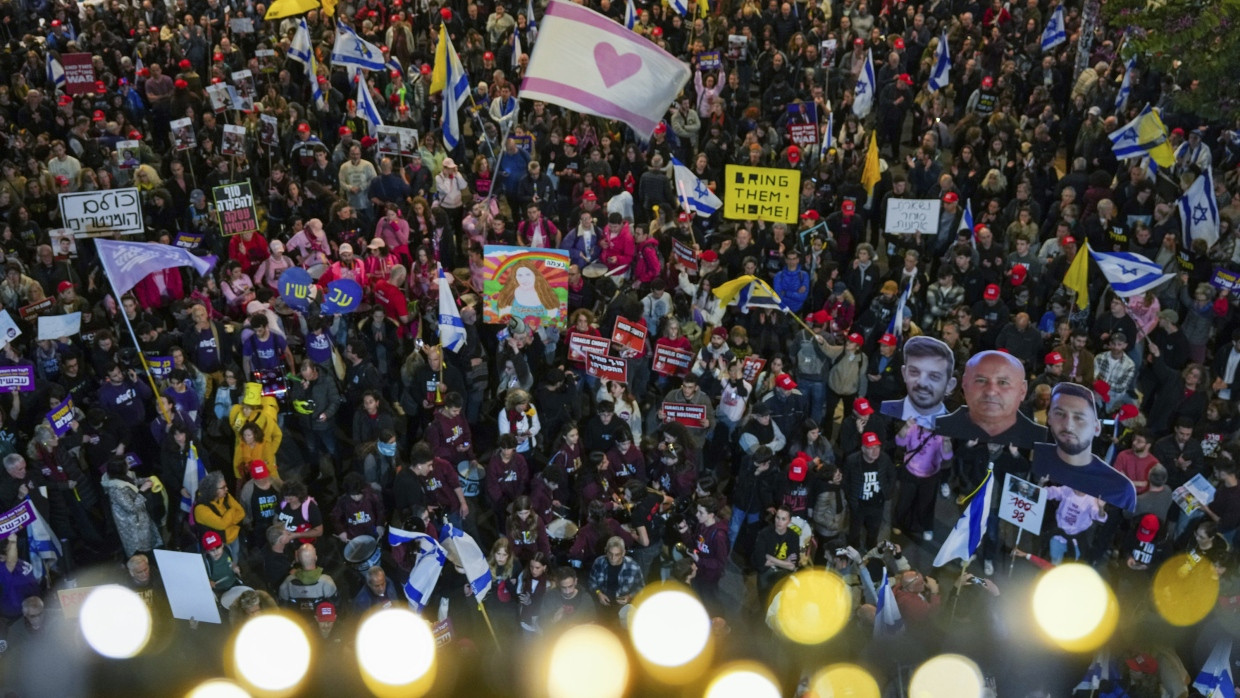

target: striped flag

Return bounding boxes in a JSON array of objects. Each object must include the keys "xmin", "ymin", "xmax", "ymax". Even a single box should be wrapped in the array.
[
  {"xmin": 927, "ymin": 33, "xmax": 951, "ymax": 92},
  {"xmin": 308, "ymin": 52, "xmax": 327, "ymax": 110},
  {"xmin": 1090, "ymin": 248, "xmax": 1175, "ymax": 298},
  {"xmin": 874, "ymin": 568, "xmax": 904, "ymax": 635},
  {"xmin": 388, "ymin": 528, "xmax": 447, "ymax": 611},
  {"xmin": 672, "ymin": 156, "xmax": 721, "ymax": 216},
  {"xmin": 356, "ymin": 78, "xmax": 384, "ymax": 128},
  {"xmin": 713, "ymin": 275, "xmax": 789, "ymax": 313},
  {"xmin": 1114, "ymin": 56, "xmax": 1136, "ymax": 114},
  {"xmin": 289, "ymin": 18, "xmax": 313, "ymax": 65},
  {"xmin": 853, "ymin": 49, "xmax": 876, "ymax": 118},
  {"xmin": 958, "ymin": 199, "xmax": 975, "ymax": 240},
  {"xmin": 820, "ymin": 110, "xmax": 834, "ymax": 156},
  {"xmin": 27, "ymin": 499, "xmax": 63, "ymax": 580},
  {"xmin": 1041, "ymin": 6, "xmax": 1066, "ymax": 52},
  {"xmin": 1074, "ymin": 652, "xmax": 1115, "ymax": 691},
  {"xmin": 669, "ymin": 0, "xmax": 689, "ymax": 15},
  {"xmin": 520, "ymin": 0, "xmax": 690, "ymax": 141},
  {"xmin": 1193, "ymin": 640, "xmax": 1235, "ymax": 698},
  {"xmin": 438, "ymin": 266, "xmax": 467, "ymax": 352},
  {"xmin": 624, "ymin": 0, "xmax": 636, "ymax": 29},
  {"xmin": 933, "ymin": 465, "xmax": 994, "ymax": 567},
  {"xmin": 180, "ymin": 443, "xmax": 207, "ymax": 514},
  {"xmin": 888, "ymin": 278, "xmax": 913, "ymax": 337},
  {"xmin": 512, "ymin": 28, "xmax": 523, "ymax": 70},
  {"xmin": 332, "ymin": 21, "xmax": 386, "ymax": 71},
  {"xmin": 1179, "ymin": 167, "xmax": 1220, "ymax": 247},
  {"xmin": 440, "ymin": 522, "xmax": 493, "ymax": 602},
  {"xmin": 47, "ymin": 54, "xmax": 66, "ymax": 92},
  {"xmin": 1108, "ymin": 104, "xmax": 1176, "ymax": 167},
  {"xmin": 436, "ymin": 27, "xmax": 471, "ymax": 150}
]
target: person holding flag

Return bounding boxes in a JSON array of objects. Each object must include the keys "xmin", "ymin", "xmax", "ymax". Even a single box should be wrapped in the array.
[{"xmin": 853, "ymin": 49, "xmax": 876, "ymax": 119}]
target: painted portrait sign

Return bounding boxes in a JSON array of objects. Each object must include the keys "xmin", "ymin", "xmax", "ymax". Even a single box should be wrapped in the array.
[{"xmin": 482, "ymin": 245, "xmax": 569, "ymax": 331}]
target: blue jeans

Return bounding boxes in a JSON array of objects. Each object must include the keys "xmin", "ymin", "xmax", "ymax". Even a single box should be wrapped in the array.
[
  {"xmin": 800, "ymin": 379, "xmax": 828, "ymax": 424},
  {"xmin": 729, "ymin": 508, "xmax": 761, "ymax": 547},
  {"xmin": 1049, "ymin": 535, "xmax": 1082, "ymax": 565}
]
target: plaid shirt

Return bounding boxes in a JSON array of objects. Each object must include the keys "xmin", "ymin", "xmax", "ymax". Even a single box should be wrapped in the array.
[
  {"xmin": 588, "ymin": 555, "xmax": 645, "ymax": 599},
  {"xmin": 1094, "ymin": 351, "xmax": 1136, "ymax": 396}
]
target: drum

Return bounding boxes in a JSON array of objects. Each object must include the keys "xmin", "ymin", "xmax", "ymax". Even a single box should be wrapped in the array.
[
  {"xmin": 344, "ymin": 535, "xmax": 381, "ymax": 572},
  {"xmin": 789, "ymin": 516, "xmax": 815, "ymax": 567},
  {"xmin": 219, "ymin": 585, "xmax": 254, "ymax": 610},
  {"xmin": 547, "ymin": 517, "xmax": 579, "ymax": 564},
  {"xmin": 306, "ymin": 263, "xmax": 327, "ymax": 280},
  {"xmin": 457, "ymin": 461, "xmax": 485, "ymax": 499},
  {"xmin": 582, "ymin": 262, "xmax": 609, "ymax": 278}
]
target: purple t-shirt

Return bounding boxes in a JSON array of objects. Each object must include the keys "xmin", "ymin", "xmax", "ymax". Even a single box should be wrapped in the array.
[
  {"xmin": 0, "ymin": 557, "xmax": 39, "ymax": 618},
  {"xmin": 304, "ymin": 330, "xmax": 333, "ymax": 366},
  {"xmin": 243, "ymin": 331, "xmax": 288, "ymax": 371}
]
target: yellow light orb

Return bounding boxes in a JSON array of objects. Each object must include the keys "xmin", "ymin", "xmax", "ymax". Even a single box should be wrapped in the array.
[
  {"xmin": 355, "ymin": 609, "xmax": 436, "ymax": 693},
  {"xmin": 809, "ymin": 664, "xmax": 881, "ymax": 698},
  {"xmin": 79, "ymin": 585, "xmax": 151, "ymax": 659},
  {"xmin": 772, "ymin": 569, "xmax": 851, "ymax": 645},
  {"xmin": 1153, "ymin": 553, "xmax": 1220, "ymax": 627},
  {"xmin": 546, "ymin": 624, "xmax": 629, "ymax": 698},
  {"xmin": 909, "ymin": 654, "xmax": 984, "ymax": 698},
  {"xmin": 185, "ymin": 679, "xmax": 252, "ymax": 698},
  {"xmin": 704, "ymin": 663, "xmax": 781, "ymax": 698},
  {"xmin": 233, "ymin": 615, "xmax": 311, "ymax": 694},
  {"xmin": 629, "ymin": 588, "xmax": 711, "ymax": 667},
  {"xmin": 1031, "ymin": 563, "xmax": 1117, "ymax": 651}
]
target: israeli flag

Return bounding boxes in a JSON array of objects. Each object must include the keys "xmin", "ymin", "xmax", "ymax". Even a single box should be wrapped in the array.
[
  {"xmin": 440, "ymin": 522, "xmax": 493, "ymax": 602},
  {"xmin": 308, "ymin": 53, "xmax": 327, "ymax": 110},
  {"xmin": 386, "ymin": 56, "xmax": 403, "ymax": 77},
  {"xmin": 927, "ymin": 33, "xmax": 951, "ymax": 92},
  {"xmin": 27, "ymin": 498, "xmax": 63, "ymax": 581},
  {"xmin": 1115, "ymin": 56, "xmax": 1136, "ymax": 114},
  {"xmin": 1074, "ymin": 652, "xmax": 1115, "ymax": 691},
  {"xmin": 1089, "ymin": 248, "xmax": 1177, "ymax": 298},
  {"xmin": 624, "ymin": 0, "xmax": 637, "ymax": 29},
  {"xmin": 512, "ymin": 29, "xmax": 522, "ymax": 70},
  {"xmin": 933, "ymin": 465, "xmax": 994, "ymax": 567},
  {"xmin": 331, "ymin": 21, "xmax": 386, "ymax": 71},
  {"xmin": 1041, "ymin": 6, "xmax": 1067, "ymax": 52},
  {"xmin": 180, "ymin": 443, "xmax": 207, "ymax": 514},
  {"xmin": 441, "ymin": 32, "xmax": 471, "ymax": 150},
  {"xmin": 289, "ymin": 18, "xmax": 313, "ymax": 65},
  {"xmin": 874, "ymin": 568, "xmax": 904, "ymax": 636},
  {"xmin": 852, "ymin": 49, "xmax": 876, "ymax": 119},
  {"xmin": 1108, "ymin": 104, "xmax": 1150, "ymax": 160},
  {"xmin": 958, "ymin": 198, "xmax": 975, "ymax": 237},
  {"xmin": 821, "ymin": 110, "xmax": 834, "ymax": 156},
  {"xmin": 669, "ymin": 0, "xmax": 689, "ymax": 16},
  {"xmin": 672, "ymin": 156, "xmax": 721, "ymax": 217},
  {"xmin": 388, "ymin": 528, "xmax": 447, "ymax": 612},
  {"xmin": 47, "ymin": 54, "xmax": 65, "ymax": 92},
  {"xmin": 356, "ymin": 78, "xmax": 385, "ymax": 128},
  {"xmin": 888, "ymin": 278, "xmax": 913, "ymax": 337},
  {"xmin": 1193, "ymin": 640, "xmax": 1235, "ymax": 698},
  {"xmin": 1179, "ymin": 167, "xmax": 1220, "ymax": 247},
  {"xmin": 438, "ymin": 266, "xmax": 467, "ymax": 352},
  {"xmin": 527, "ymin": 0, "xmax": 538, "ymax": 30}
]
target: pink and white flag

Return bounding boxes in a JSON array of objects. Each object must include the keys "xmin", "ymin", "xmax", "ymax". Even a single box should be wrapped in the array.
[{"xmin": 520, "ymin": 0, "xmax": 690, "ymax": 140}]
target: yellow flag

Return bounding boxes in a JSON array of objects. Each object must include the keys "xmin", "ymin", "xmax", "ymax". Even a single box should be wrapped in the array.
[
  {"xmin": 264, "ymin": 0, "xmax": 319, "ymax": 20},
  {"xmin": 320, "ymin": 0, "xmax": 337, "ymax": 16},
  {"xmin": 1064, "ymin": 242, "xmax": 1090, "ymax": 310},
  {"xmin": 1140, "ymin": 107, "xmax": 1176, "ymax": 169},
  {"xmin": 699, "ymin": 0, "xmax": 709, "ymax": 19},
  {"xmin": 429, "ymin": 24, "xmax": 448, "ymax": 95},
  {"xmin": 860, "ymin": 130, "xmax": 880, "ymax": 198}
]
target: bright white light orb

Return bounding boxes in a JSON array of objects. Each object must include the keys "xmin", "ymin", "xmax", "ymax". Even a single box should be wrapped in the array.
[
  {"xmin": 546, "ymin": 624, "xmax": 629, "ymax": 698},
  {"xmin": 629, "ymin": 589, "xmax": 710, "ymax": 667},
  {"xmin": 909, "ymin": 654, "xmax": 984, "ymax": 698},
  {"xmin": 233, "ymin": 615, "xmax": 311, "ymax": 693},
  {"xmin": 79, "ymin": 585, "xmax": 151, "ymax": 659},
  {"xmin": 1032, "ymin": 563, "xmax": 1109, "ymax": 642},
  {"xmin": 185, "ymin": 679, "xmax": 252, "ymax": 698},
  {"xmin": 704, "ymin": 664, "xmax": 781, "ymax": 698},
  {"xmin": 356, "ymin": 609, "xmax": 436, "ymax": 687}
]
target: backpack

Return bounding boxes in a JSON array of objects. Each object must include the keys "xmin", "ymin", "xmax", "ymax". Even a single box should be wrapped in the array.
[{"xmin": 796, "ymin": 336, "xmax": 826, "ymax": 378}]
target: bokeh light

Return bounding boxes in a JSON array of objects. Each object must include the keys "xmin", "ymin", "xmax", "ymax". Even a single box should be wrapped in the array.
[
  {"xmin": 909, "ymin": 654, "xmax": 984, "ymax": 698},
  {"xmin": 1153, "ymin": 553, "xmax": 1220, "ymax": 626},
  {"xmin": 808, "ymin": 663, "xmax": 881, "ymax": 698},
  {"xmin": 79, "ymin": 585, "xmax": 151, "ymax": 659},
  {"xmin": 629, "ymin": 587, "xmax": 711, "ymax": 669},
  {"xmin": 185, "ymin": 679, "xmax": 252, "ymax": 698},
  {"xmin": 771, "ymin": 569, "xmax": 851, "ymax": 645},
  {"xmin": 233, "ymin": 615, "xmax": 311, "ymax": 695},
  {"xmin": 355, "ymin": 609, "xmax": 437, "ymax": 696},
  {"xmin": 546, "ymin": 624, "xmax": 629, "ymax": 698},
  {"xmin": 704, "ymin": 662, "xmax": 781, "ymax": 698},
  {"xmin": 1031, "ymin": 563, "xmax": 1118, "ymax": 652}
]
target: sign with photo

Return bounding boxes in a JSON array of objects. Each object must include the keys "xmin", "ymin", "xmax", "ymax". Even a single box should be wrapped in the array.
[
  {"xmin": 611, "ymin": 317, "xmax": 647, "ymax": 354},
  {"xmin": 117, "ymin": 140, "xmax": 141, "ymax": 169},
  {"xmin": 213, "ymin": 181, "xmax": 259, "ymax": 236},
  {"xmin": 59, "ymin": 188, "xmax": 144, "ymax": 237},
  {"xmin": 376, "ymin": 125, "xmax": 404, "ymax": 157},
  {"xmin": 221, "ymin": 124, "xmax": 246, "ymax": 157},
  {"xmin": 206, "ymin": 83, "xmax": 236, "ymax": 113},
  {"xmin": 170, "ymin": 117, "xmax": 196, "ymax": 152},
  {"xmin": 785, "ymin": 102, "xmax": 819, "ymax": 148},
  {"xmin": 48, "ymin": 228, "xmax": 77, "ymax": 257},
  {"xmin": 259, "ymin": 114, "xmax": 279, "ymax": 147},
  {"xmin": 998, "ymin": 473, "xmax": 1047, "ymax": 534},
  {"xmin": 231, "ymin": 70, "xmax": 257, "ymax": 112}
]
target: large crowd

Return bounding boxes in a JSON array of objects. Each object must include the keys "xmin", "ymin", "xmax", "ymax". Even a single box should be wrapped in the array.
[{"xmin": 0, "ymin": 0, "xmax": 1239, "ymax": 694}]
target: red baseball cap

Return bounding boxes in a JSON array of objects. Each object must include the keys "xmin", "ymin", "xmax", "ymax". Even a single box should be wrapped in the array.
[
  {"xmin": 201, "ymin": 531, "xmax": 223, "ymax": 551},
  {"xmin": 654, "ymin": 122, "xmax": 667, "ymax": 135},
  {"xmin": 179, "ymin": 59, "xmax": 191, "ymax": 70},
  {"xmin": 982, "ymin": 76, "xmax": 994, "ymax": 88},
  {"xmin": 847, "ymin": 332, "xmax": 865, "ymax": 344},
  {"xmin": 1117, "ymin": 403, "xmax": 1141, "ymax": 421},
  {"xmin": 92, "ymin": 109, "xmax": 106, "ymax": 121},
  {"xmin": 297, "ymin": 123, "xmax": 311, "ymax": 133},
  {"xmin": 316, "ymin": 602, "xmax": 338, "ymax": 622},
  {"xmin": 339, "ymin": 126, "xmax": 352, "ymax": 135},
  {"xmin": 984, "ymin": 284, "xmax": 1000, "ymax": 300},
  {"xmin": 678, "ymin": 211, "xmax": 691, "ymax": 223},
  {"xmin": 699, "ymin": 250, "xmax": 718, "ymax": 263},
  {"xmin": 841, "ymin": 200, "xmax": 856, "ymax": 214},
  {"xmin": 879, "ymin": 333, "xmax": 897, "ymax": 347},
  {"xmin": 652, "ymin": 26, "xmax": 663, "ymax": 36},
  {"xmin": 420, "ymin": 64, "xmax": 432, "ymax": 75},
  {"xmin": 250, "ymin": 460, "xmax": 270, "ymax": 479},
  {"xmin": 128, "ymin": 130, "xmax": 142, "ymax": 140},
  {"xmin": 942, "ymin": 191, "xmax": 959, "ymax": 203},
  {"xmin": 853, "ymin": 397, "xmax": 874, "ymax": 415},
  {"xmin": 893, "ymin": 37, "xmax": 905, "ymax": 50},
  {"xmin": 896, "ymin": 73, "xmax": 913, "ymax": 85},
  {"xmin": 174, "ymin": 78, "xmax": 188, "ymax": 89},
  {"xmin": 775, "ymin": 373, "xmax": 798, "ymax": 390},
  {"xmin": 1063, "ymin": 235, "xmax": 1077, "ymax": 245},
  {"xmin": 1136, "ymin": 514, "xmax": 1160, "ymax": 543},
  {"xmin": 1045, "ymin": 351, "xmax": 1064, "ymax": 365},
  {"xmin": 484, "ymin": 51, "xmax": 494, "ymax": 61},
  {"xmin": 861, "ymin": 431, "xmax": 881, "ymax": 447},
  {"xmin": 801, "ymin": 209, "xmax": 820, "ymax": 221},
  {"xmin": 788, "ymin": 145, "xmax": 801, "ymax": 163},
  {"xmin": 810, "ymin": 310, "xmax": 830, "ymax": 325},
  {"xmin": 57, "ymin": 281, "xmax": 74, "ymax": 294},
  {"xmin": 853, "ymin": 37, "xmax": 864, "ymax": 46},
  {"xmin": 564, "ymin": 135, "xmax": 578, "ymax": 146},
  {"xmin": 213, "ymin": 52, "xmax": 224, "ymax": 62},
  {"xmin": 788, "ymin": 457, "xmax": 809, "ymax": 482},
  {"xmin": 1009, "ymin": 264, "xmax": 1028, "ymax": 286},
  {"xmin": 581, "ymin": 189, "xmax": 597, "ymax": 202}
]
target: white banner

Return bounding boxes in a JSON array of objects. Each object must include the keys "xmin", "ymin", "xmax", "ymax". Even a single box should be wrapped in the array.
[
  {"xmin": 884, "ymin": 198, "xmax": 942, "ymax": 234},
  {"xmin": 59, "ymin": 188, "xmax": 143, "ymax": 238}
]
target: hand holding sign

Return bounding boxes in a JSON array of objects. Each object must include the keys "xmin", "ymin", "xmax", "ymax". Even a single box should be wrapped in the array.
[{"xmin": 321, "ymin": 279, "xmax": 363, "ymax": 315}]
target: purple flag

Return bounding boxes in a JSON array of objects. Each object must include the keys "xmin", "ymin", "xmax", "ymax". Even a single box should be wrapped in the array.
[{"xmin": 94, "ymin": 239, "xmax": 217, "ymax": 296}]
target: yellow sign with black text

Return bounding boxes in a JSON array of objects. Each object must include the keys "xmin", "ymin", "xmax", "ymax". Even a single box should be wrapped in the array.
[{"xmin": 723, "ymin": 165, "xmax": 801, "ymax": 224}]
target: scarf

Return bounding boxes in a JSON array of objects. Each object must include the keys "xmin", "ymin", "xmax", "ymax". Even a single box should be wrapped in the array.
[{"xmin": 507, "ymin": 409, "xmax": 523, "ymax": 434}]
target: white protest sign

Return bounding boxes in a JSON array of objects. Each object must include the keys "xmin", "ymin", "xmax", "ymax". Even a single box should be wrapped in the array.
[
  {"xmin": 998, "ymin": 473, "xmax": 1047, "ymax": 535},
  {"xmin": 37, "ymin": 312, "xmax": 82, "ymax": 341},
  {"xmin": 153, "ymin": 549, "xmax": 222, "ymax": 623},
  {"xmin": 59, "ymin": 188, "xmax": 143, "ymax": 237},
  {"xmin": 884, "ymin": 198, "xmax": 942, "ymax": 234},
  {"xmin": 0, "ymin": 310, "xmax": 20, "ymax": 347}
]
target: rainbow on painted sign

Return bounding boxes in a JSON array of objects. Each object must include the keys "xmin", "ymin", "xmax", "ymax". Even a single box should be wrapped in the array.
[{"xmin": 482, "ymin": 245, "xmax": 570, "ymax": 331}]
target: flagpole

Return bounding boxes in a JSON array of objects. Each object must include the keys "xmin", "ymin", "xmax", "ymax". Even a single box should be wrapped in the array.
[
  {"xmin": 102, "ymin": 266, "xmax": 173, "ymax": 423},
  {"xmin": 476, "ymin": 600, "xmax": 500, "ymax": 647}
]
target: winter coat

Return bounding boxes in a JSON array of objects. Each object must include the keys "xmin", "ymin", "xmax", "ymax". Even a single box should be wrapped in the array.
[{"xmin": 101, "ymin": 475, "xmax": 162, "ymax": 557}]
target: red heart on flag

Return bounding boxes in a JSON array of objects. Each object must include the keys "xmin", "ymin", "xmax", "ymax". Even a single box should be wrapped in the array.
[
  {"xmin": 594, "ymin": 43, "xmax": 643, "ymax": 88},
  {"xmin": 524, "ymin": 316, "xmax": 542, "ymax": 332}
]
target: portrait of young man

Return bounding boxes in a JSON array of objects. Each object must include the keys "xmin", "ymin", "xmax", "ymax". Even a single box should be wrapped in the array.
[
  {"xmin": 880, "ymin": 335, "xmax": 957, "ymax": 428},
  {"xmin": 1032, "ymin": 381, "xmax": 1137, "ymax": 512}
]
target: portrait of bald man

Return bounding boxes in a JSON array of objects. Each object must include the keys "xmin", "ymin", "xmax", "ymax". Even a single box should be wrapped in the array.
[{"xmin": 933, "ymin": 350, "xmax": 1046, "ymax": 448}]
